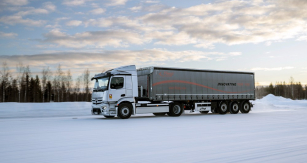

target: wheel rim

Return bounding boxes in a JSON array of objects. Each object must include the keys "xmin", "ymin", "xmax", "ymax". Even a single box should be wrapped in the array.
[
  {"xmin": 221, "ymin": 103, "xmax": 227, "ymax": 112},
  {"xmin": 233, "ymin": 103, "xmax": 239, "ymax": 112},
  {"xmin": 121, "ymin": 107, "xmax": 130, "ymax": 116},
  {"xmin": 173, "ymin": 105, "xmax": 181, "ymax": 114},
  {"xmin": 243, "ymin": 103, "xmax": 249, "ymax": 111}
]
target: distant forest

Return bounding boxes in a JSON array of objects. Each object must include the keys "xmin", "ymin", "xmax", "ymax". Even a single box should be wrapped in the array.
[
  {"xmin": 256, "ymin": 78, "xmax": 307, "ymax": 100},
  {"xmin": 0, "ymin": 62, "xmax": 306, "ymax": 102},
  {"xmin": 0, "ymin": 62, "xmax": 92, "ymax": 102}
]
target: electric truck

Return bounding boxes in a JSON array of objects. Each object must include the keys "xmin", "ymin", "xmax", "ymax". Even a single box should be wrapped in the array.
[{"xmin": 91, "ymin": 65, "xmax": 255, "ymax": 119}]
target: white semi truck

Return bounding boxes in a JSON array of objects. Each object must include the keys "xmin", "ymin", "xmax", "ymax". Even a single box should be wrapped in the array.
[{"xmin": 91, "ymin": 65, "xmax": 255, "ymax": 119}]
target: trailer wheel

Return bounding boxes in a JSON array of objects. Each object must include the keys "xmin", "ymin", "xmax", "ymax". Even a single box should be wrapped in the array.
[
  {"xmin": 240, "ymin": 101, "xmax": 251, "ymax": 113},
  {"xmin": 153, "ymin": 113, "xmax": 166, "ymax": 116},
  {"xmin": 230, "ymin": 102, "xmax": 239, "ymax": 114},
  {"xmin": 219, "ymin": 101, "xmax": 228, "ymax": 114},
  {"xmin": 200, "ymin": 111, "xmax": 209, "ymax": 114},
  {"xmin": 168, "ymin": 103, "xmax": 183, "ymax": 116},
  {"xmin": 118, "ymin": 103, "xmax": 132, "ymax": 119}
]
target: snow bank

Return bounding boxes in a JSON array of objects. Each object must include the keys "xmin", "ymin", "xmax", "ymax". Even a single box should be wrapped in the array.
[{"xmin": 252, "ymin": 94, "xmax": 307, "ymax": 112}]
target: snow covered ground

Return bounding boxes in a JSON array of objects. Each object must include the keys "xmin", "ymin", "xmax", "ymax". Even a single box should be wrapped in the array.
[{"xmin": 1, "ymin": 95, "xmax": 307, "ymax": 163}]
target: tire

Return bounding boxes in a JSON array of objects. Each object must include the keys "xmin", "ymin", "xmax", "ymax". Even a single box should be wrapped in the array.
[
  {"xmin": 200, "ymin": 111, "xmax": 209, "ymax": 114},
  {"xmin": 218, "ymin": 101, "xmax": 228, "ymax": 114},
  {"xmin": 153, "ymin": 113, "xmax": 166, "ymax": 116},
  {"xmin": 240, "ymin": 101, "xmax": 251, "ymax": 113},
  {"xmin": 104, "ymin": 116, "xmax": 114, "ymax": 118},
  {"xmin": 229, "ymin": 102, "xmax": 239, "ymax": 114},
  {"xmin": 118, "ymin": 103, "xmax": 132, "ymax": 119},
  {"xmin": 168, "ymin": 102, "xmax": 183, "ymax": 116}
]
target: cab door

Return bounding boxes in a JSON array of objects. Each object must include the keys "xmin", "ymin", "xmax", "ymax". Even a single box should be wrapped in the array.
[{"xmin": 108, "ymin": 76, "xmax": 126, "ymax": 102}]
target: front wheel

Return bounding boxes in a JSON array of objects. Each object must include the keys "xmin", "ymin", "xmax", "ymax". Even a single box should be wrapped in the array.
[
  {"xmin": 118, "ymin": 103, "xmax": 132, "ymax": 119},
  {"xmin": 240, "ymin": 101, "xmax": 251, "ymax": 113},
  {"xmin": 168, "ymin": 103, "xmax": 183, "ymax": 117}
]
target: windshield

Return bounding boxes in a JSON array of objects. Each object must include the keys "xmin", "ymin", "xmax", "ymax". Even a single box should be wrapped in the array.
[{"xmin": 93, "ymin": 77, "xmax": 109, "ymax": 92}]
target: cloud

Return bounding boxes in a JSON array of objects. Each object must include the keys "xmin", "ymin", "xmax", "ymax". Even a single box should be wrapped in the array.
[
  {"xmin": 143, "ymin": 4, "xmax": 166, "ymax": 12},
  {"xmin": 137, "ymin": 0, "xmax": 307, "ymax": 47},
  {"xmin": 107, "ymin": 0, "xmax": 127, "ymax": 6},
  {"xmin": 251, "ymin": 67, "xmax": 294, "ymax": 71},
  {"xmin": 7, "ymin": 2, "xmax": 56, "ymax": 16},
  {"xmin": 85, "ymin": 17, "xmax": 130, "ymax": 27},
  {"xmin": 43, "ymin": 2, "xmax": 56, "ymax": 11},
  {"xmin": 39, "ymin": 29, "xmax": 149, "ymax": 48},
  {"xmin": 45, "ymin": 17, "xmax": 70, "ymax": 28},
  {"xmin": 3, "ymin": 0, "xmax": 307, "ymax": 52},
  {"xmin": 66, "ymin": 20, "xmax": 82, "ymax": 26},
  {"xmin": 228, "ymin": 52, "xmax": 242, "ymax": 56},
  {"xmin": 0, "ymin": 2, "xmax": 55, "ymax": 27},
  {"xmin": 145, "ymin": 1, "xmax": 159, "ymax": 3},
  {"xmin": 73, "ymin": 1, "xmax": 307, "ymax": 48},
  {"xmin": 0, "ymin": 32, "xmax": 18, "ymax": 38},
  {"xmin": 84, "ymin": 16, "xmax": 162, "ymax": 32},
  {"xmin": 276, "ymin": 0, "xmax": 307, "ymax": 8},
  {"xmin": 130, "ymin": 6, "xmax": 142, "ymax": 12},
  {"xmin": 1, "ymin": 0, "xmax": 28, "ymax": 6},
  {"xmin": 146, "ymin": 31, "xmax": 198, "ymax": 45},
  {"xmin": 0, "ymin": 15, "xmax": 46, "ymax": 26},
  {"xmin": 90, "ymin": 8, "xmax": 105, "ymax": 15},
  {"xmin": 297, "ymin": 35, "xmax": 307, "ymax": 41},
  {"xmin": 62, "ymin": 0, "xmax": 87, "ymax": 6},
  {"xmin": 15, "ymin": 8, "xmax": 49, "ymax": 16},
  {"xmin": 0, "ymin": 49, "xmax": 241, "ymax": 73}
]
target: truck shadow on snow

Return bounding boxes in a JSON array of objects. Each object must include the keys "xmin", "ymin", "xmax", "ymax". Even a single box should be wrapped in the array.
[{"xmin": 92, "ymin": 112, "xmax": 244, "ymax": 120}]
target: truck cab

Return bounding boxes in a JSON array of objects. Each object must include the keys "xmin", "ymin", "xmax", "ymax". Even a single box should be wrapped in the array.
[{"xmin": 91, "ymin": 65, "xmax": 138, "ymax": 118}]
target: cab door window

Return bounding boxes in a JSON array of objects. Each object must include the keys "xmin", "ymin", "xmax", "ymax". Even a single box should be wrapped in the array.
[{"xmin": 110, "ymin": 77, "xmax": 124, "ymax": 89}]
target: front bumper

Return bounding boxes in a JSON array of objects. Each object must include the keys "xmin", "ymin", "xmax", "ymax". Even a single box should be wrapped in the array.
[{"xmin": 91, "ymin": 103, "xmax": 116, "ymax": 116}]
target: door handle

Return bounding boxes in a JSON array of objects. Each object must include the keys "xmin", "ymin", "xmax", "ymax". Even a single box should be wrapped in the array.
[{"xmin": 121, "ymin": 94, "xmax": 125, "ymax": 97}]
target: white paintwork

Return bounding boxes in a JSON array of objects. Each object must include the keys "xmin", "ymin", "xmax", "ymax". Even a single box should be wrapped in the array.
[
  {"xmin": 125, "ymin": 76, "xmax": 133, "ymax": 97},
  {"xmin": 108, "ymin": 76, "xmax": 126, "ymax": 102},
  {"xmin": 136, "ymin": 106, "xmax": 169, "ymax": 114},
  {"xmin": 108, "ymin": 65, "xmax": 137, "ymax": 76}
]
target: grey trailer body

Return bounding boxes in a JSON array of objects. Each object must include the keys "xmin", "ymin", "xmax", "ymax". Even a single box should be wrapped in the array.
[
  {"xmin": 137, "ymin": 67, "xmax": 255, "ymax": 101},
  {"xmin": 91, "ymin": 65, "xmax": 255, "ymax": 119}
]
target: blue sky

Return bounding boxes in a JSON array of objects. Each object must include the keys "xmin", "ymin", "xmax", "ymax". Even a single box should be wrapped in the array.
[{"xmin": 0, "ymin": 0, "xmax": 307, "ymax": 85}]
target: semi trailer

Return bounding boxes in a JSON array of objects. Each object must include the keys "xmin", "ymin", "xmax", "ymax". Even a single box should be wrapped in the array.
[{"xmin": 91, "ymin": 65, "xmax": 255, "ymax": 119}]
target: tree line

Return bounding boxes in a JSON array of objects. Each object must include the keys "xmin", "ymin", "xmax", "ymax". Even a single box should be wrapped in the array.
[
  {"xmin": 256, "ymin": 77, "xmax": 307, "ymax": 100},
  {"xmin": 0, "ymin": 62, "xmax": 92, "ymax": 103},
  {"xmin": 1, "ymin": 61, "xmax": 307, "ymax": 102}
]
